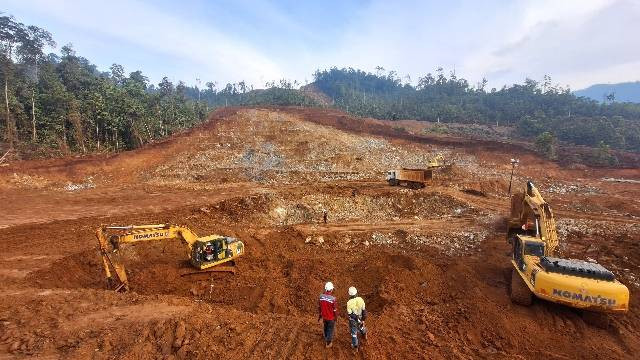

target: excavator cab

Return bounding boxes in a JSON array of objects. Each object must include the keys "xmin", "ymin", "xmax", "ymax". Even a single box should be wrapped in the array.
[
  {"xmin": 189, "ymin": 236, "xmax": 244, "ymax": 270},
  {"xmin": 192, "ymin": 237, "xmax": 239, "ymax": 266},
  {"xmin": 512, "ymin": 235, "xmax": 545, "ymax": 271}
]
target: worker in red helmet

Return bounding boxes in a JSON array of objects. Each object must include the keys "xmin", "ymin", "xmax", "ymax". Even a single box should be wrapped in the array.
[{"xmin": 318, "ymin": 281, "xmax": 337, "ymax": 348}]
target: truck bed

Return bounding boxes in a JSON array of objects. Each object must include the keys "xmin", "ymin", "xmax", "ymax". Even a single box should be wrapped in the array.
[{"xmin": 396, "ymin": 169, "xmax": 432, "ymax": 182}]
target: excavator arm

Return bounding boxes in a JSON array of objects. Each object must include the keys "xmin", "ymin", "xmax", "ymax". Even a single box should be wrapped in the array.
[
  {"xmin": 97, "ymin": 224, "xmax": 201, "ymax": 292},
  {"xmin": 508, "ymin": 181, "xmax": 559, "ymax": 255},
  {"xmin": 427, "ymin": 154, "xmax": 445, "ymax": 168}
]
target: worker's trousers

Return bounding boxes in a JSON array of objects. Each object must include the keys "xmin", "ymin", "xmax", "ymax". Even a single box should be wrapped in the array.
[
  {"xmin": 349, "ymin": 319, "xmax": 367, "ymax": 348},
  {"xmin": 323, "ymin": 320, "xmax": 335, "ymax": 343}
]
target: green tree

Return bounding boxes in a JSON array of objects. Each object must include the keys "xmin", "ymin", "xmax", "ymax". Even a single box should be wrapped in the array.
[
  {"xmin": 0, "ymin": 15, "xmax": 28, "ymax": 146},
  {"xmin": 535, "ymin": 131, "xmax": 556, "ymax": 159},
  {"xmin": 594, "ymin": 141, "xmax": 618, "ymax": 166},
  {"xmin": 110, "ymin": 63, "xmax": 125, "ymax": 86},
  {"xmin": 17, "ymin": 24, "xmax": 55, "ymax": 141}
]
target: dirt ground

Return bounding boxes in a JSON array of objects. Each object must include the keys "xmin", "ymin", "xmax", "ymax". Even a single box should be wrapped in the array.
[{"xmin": 1, "ymin": 107, "xmax": 639, "ymax": 359}]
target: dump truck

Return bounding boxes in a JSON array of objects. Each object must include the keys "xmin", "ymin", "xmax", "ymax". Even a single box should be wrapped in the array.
[
  {"xmin": 507, "ymin": 181, "xmax": 629, "ymax": 327},
  {"xmin": 386, "ymin": 168, "xmax": 433, "ymax": 189},
  {"xmin": 97, "ymin": 224, "xmax": 244, "ymax": 292},
  {"xmin": 386, "ymin": 154, "xmax": 445, "ymax": 189}
]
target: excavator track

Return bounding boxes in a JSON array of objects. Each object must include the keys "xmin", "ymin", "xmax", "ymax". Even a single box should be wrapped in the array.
[{"xmin": 180, "ymin": 266, "xmax": 237, "ymax": 276}]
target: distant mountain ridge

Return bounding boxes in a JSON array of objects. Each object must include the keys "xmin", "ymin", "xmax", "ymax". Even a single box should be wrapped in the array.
[{"xmin": 574, "ymin": 81, "xmax": 640, "ymax": 103}]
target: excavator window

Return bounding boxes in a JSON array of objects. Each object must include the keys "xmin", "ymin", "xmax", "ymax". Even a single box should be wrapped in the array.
[
  {"xmin": 195, "ymin": 239, "xmax": 226, "ymax": 264},
  {"xmin": 524, "ymin": 241, "xmax": 544, "ymax": 257}
]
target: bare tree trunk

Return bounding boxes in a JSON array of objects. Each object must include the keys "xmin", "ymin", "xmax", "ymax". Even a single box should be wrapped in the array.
[
  {"xmin": 62, "ymin": 119, "xmax": 67, "ymax": 148},
  {"xmin": 144, "ymin": 120, "xmax": 152, "ymax": 140},
  {"xmin": 96, "ymin": 122, "xmax": 100, "ymax": 150},
  {"xmin": 4, "ymin": 75, "xmax": 13, "ymax": 148},
  {"xmin": 31, "ymin": 89, "xmax": 36, "ymax": 141},
  {"xmin": 0, "ymin": 149, "xmax": 10, "ymax": 164}
]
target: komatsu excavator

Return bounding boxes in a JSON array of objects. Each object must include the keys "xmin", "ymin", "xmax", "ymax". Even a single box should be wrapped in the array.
[
  {"xmin": 427, "ymin": 154, "xmax": 445, "ymax": 168},
  {"xmin": 507, "ymin": 181, "xmax": 629, "ymax": 327},
  {"xmin": 97, "ymin": 224, "xmax": 244, "ymax": 292}
]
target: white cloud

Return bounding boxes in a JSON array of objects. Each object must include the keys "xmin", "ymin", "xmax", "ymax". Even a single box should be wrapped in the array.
[
  {"xmin": 6, "ymin": 0, "xmax": 640, "ymax": 89},
  {"xmin": 319, "ymin": 0, "xmax": 640, "ymax": 89},
  {"xmin": 6, "ymin": 0, "xmax": 283, "ymax": 86},
  {"xmin": 460, "ymin": 0, "xmax": 640, "ymax": 89}
]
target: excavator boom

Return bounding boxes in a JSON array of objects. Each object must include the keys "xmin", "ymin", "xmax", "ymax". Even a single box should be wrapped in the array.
[{"xmin": 508, "ymin": 181, "xmax": 558, "ymax": 255}]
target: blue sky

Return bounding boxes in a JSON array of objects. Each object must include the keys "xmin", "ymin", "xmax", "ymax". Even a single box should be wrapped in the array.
[{"xmin": 5, "ymin": 0, "xmax": 640, "ymax": 90}]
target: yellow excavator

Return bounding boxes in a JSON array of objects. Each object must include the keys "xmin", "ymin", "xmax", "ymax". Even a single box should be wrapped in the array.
[
  {"xmin": 97, "ymin": 224, "xmax": 245, "ymax": 292},
  {"xmin": 507, "ymin": 181, "xmax": 629, "ymax": 326},
  {"xmin": 427, "ymin": 154, "xmax": 445, "ymax": 168}
]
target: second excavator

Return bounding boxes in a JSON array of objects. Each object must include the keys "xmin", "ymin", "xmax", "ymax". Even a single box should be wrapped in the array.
[
  {"xmin": 97, "ymin": 224, "xmax": 245, "ymax": 292},
  {"xmin": 507, "ymin": 181, "xmax": 629, "ymax": 327}
]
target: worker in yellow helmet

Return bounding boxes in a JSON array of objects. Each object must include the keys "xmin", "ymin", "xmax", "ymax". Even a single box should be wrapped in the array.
[{"xmin": 346, "ymin": 286, "xmax": 367, "ymax": 350}]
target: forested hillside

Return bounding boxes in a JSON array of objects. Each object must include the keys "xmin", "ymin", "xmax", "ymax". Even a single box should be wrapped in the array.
[
  {"xmin": 0, "ymin": 15, "xmax": 316, "ymax": 157},
  {"xmin": 2, "ymin": 13, "xmax": 640, "ymax": 160},
  {"xmin": 311, "ymin": 68, "xmax": 640, "ymax": 153}
]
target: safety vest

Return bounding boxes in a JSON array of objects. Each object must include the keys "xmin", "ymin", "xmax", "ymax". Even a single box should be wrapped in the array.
[{"xmin": 346, "ymin": 296, "xmax": 365, "ymax": 317}]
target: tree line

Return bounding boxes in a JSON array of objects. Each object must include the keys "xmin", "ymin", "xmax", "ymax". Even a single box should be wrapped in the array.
[
  {"xmin": 3, "ymin": 13, "xmax": 639, "ymax": 157},
  {"xmin": 312, "ymin": 67, "xmax": 640, "ymax": 153},
  {"xmin": 0, "ymin": 14, "xmax": 316, "ymax": 156}
]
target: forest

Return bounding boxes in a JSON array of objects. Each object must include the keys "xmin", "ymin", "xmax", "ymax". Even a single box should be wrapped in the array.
[
  {"xmin": 312, "ymin": 68, "xmax": 640, "ymax": 153},
  {"xmin": 2, "ymin": 14, "xmax": 639, "ymax": 158},
  {"xmin": 0, "ymin": 14, "xmax": 315, "ymax": 156}
]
